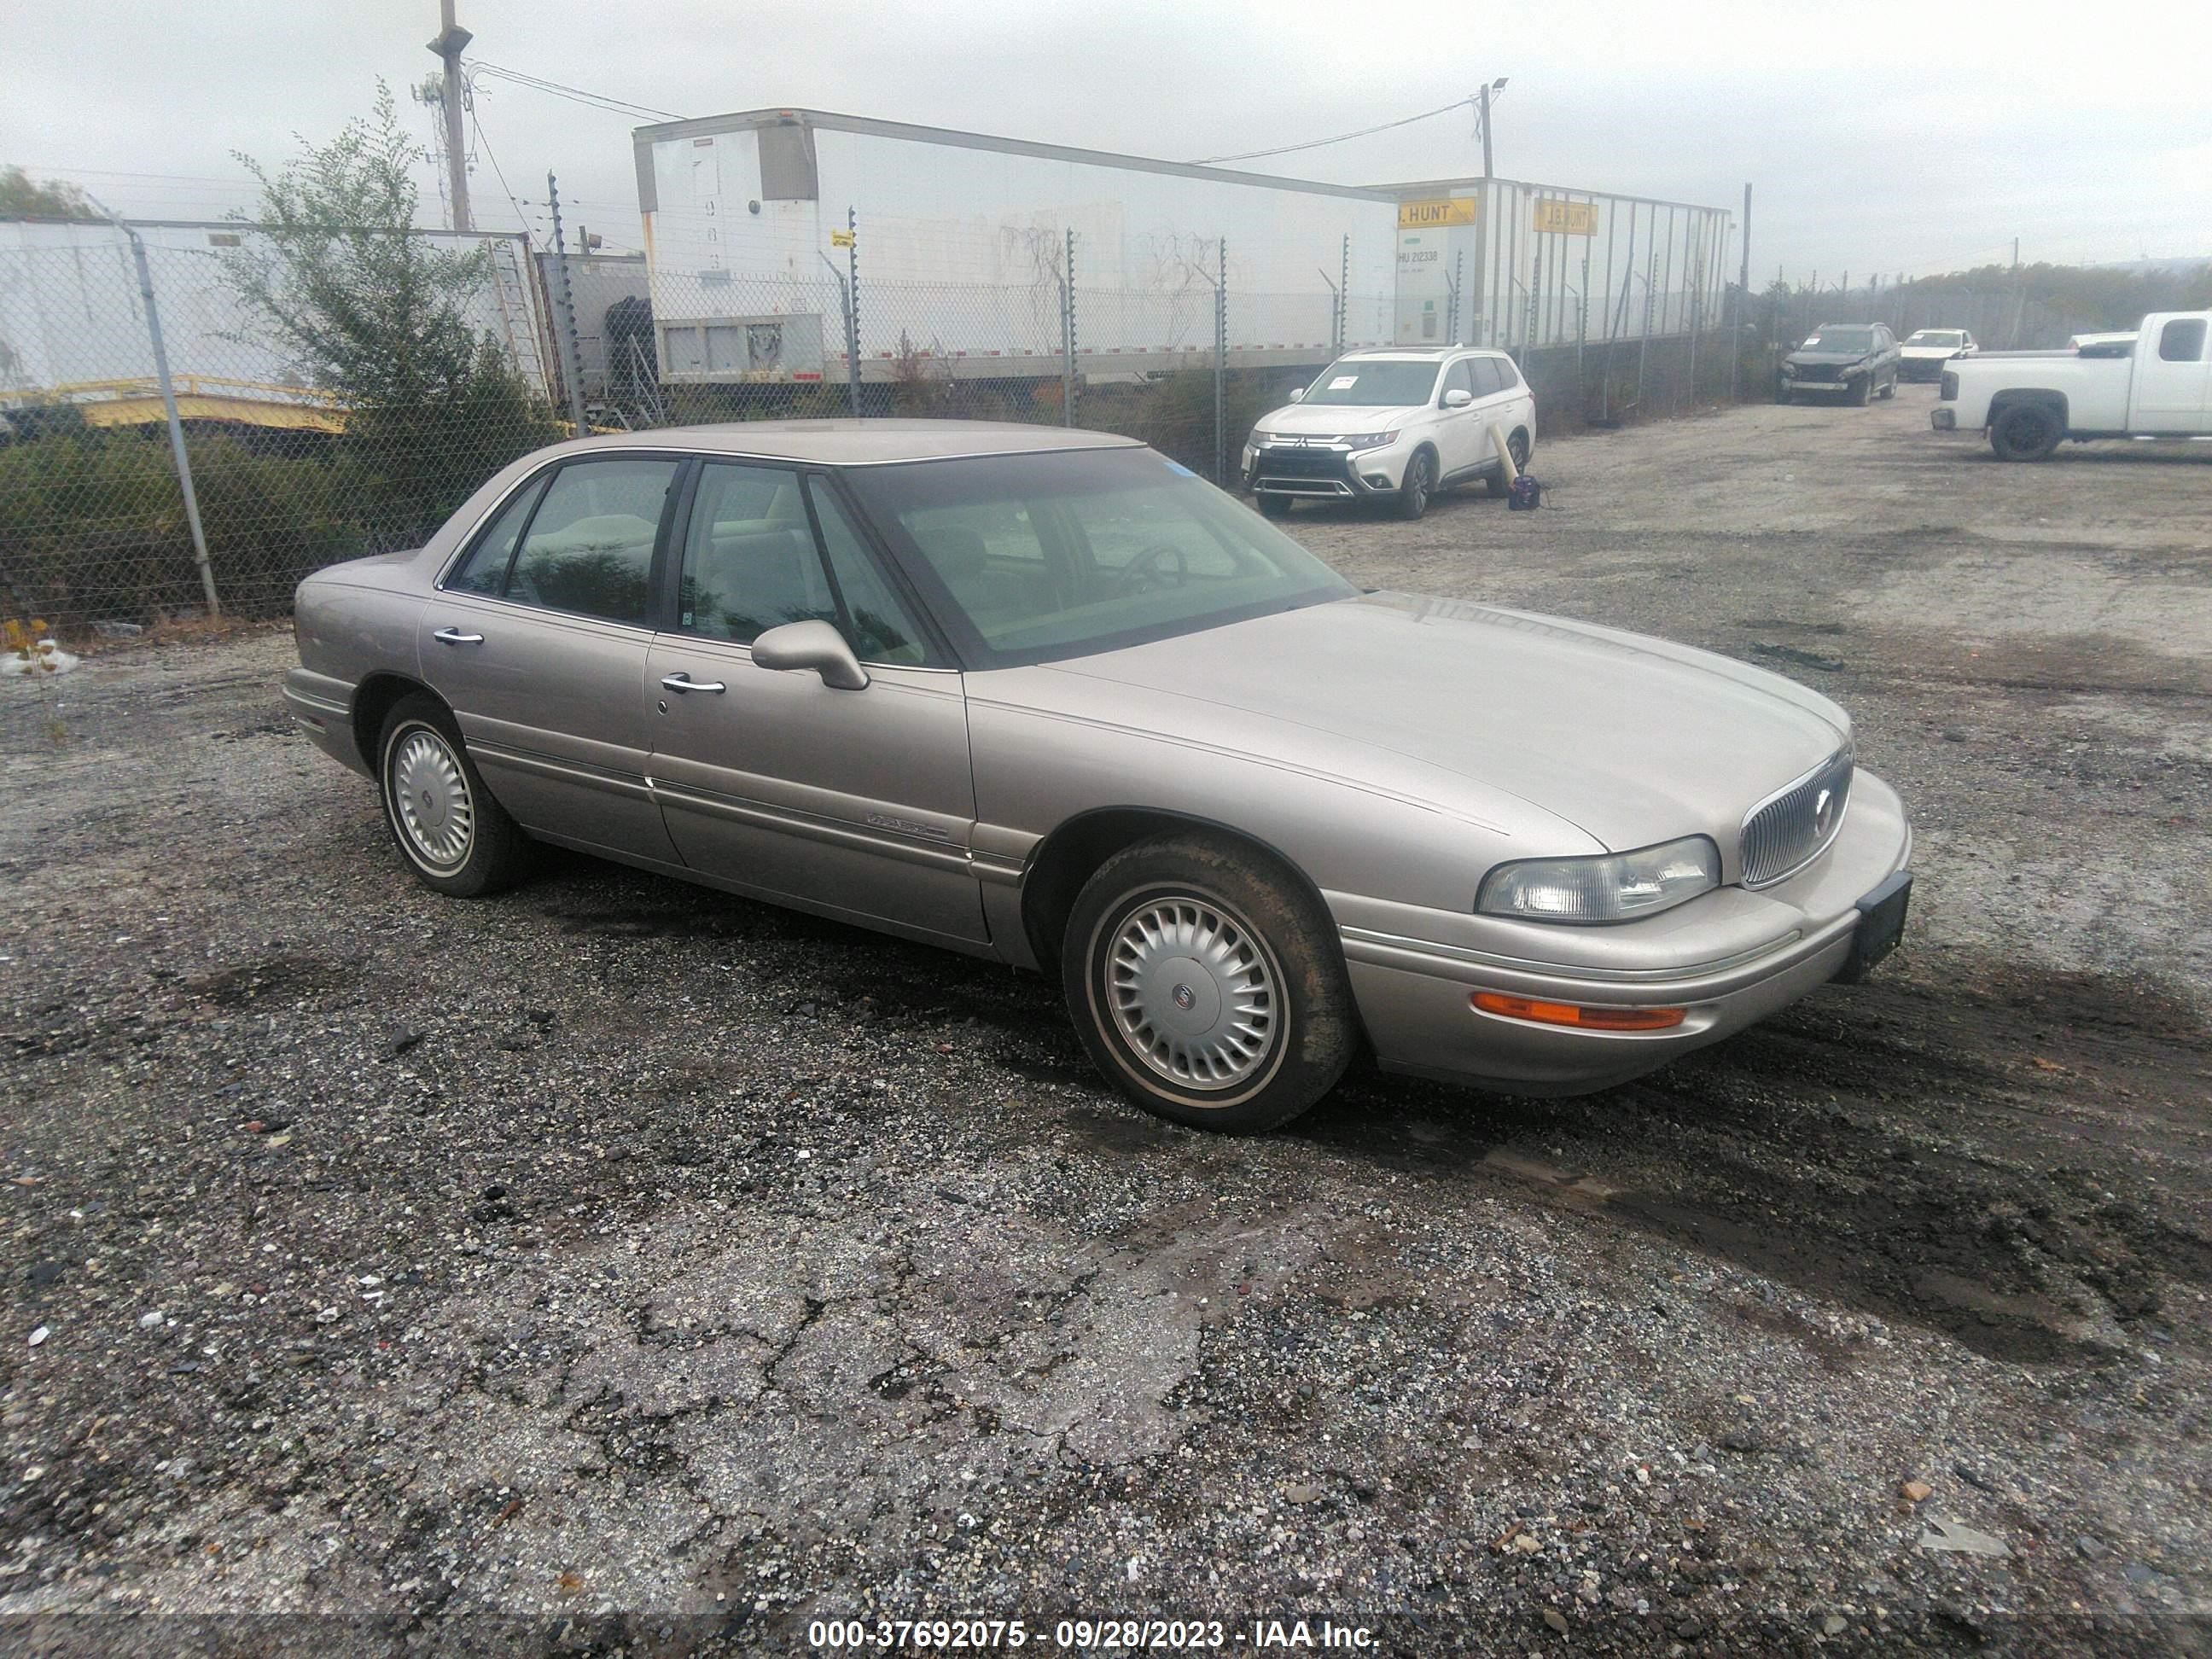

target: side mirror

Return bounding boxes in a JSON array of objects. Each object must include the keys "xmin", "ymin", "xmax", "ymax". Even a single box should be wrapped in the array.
[
  {"xmin": 1443, "ymin": 387, "xmax": 1474, "ymax": 409},
  {"xmin": 751, "ymin": 619, "xmax": 869, "ymax": 690},
  {"xmin": 1287, "ymin": 387, "xmax": 1306, "ymax": 403}
]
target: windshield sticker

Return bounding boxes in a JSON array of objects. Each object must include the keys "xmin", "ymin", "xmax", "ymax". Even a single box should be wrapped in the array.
[{"xmin": 1329, "ymin": 375, "xmax": 1359, "ymax": 389}]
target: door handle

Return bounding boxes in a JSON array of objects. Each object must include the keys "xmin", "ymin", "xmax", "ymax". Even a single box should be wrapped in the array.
[
  {"xmin": 661, "ymin": 672, "xmax": 727, "ymax": 695},
  {"xmin": 432, "ymin": 627, "xmax": 485, "ymax": 645}
]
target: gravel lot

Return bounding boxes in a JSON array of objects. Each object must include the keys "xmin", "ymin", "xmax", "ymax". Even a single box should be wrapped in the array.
[{"xmin": 4, "ymin": 388, "xmax": 2209, "ymax": 1655}]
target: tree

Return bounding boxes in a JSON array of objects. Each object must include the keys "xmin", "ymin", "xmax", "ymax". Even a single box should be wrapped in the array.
[
  {"xmin": 222, "ymin": 82, "xmax": 558, "ymax": 536},
  {"xmin": 0, "ymin": 166, "xmax": 97, "ymax": 221}
]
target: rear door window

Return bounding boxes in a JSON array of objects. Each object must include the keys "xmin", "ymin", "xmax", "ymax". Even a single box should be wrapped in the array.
[{"xmin": 505, "ymin": 457, "xmax": 679, "ymax": 626}]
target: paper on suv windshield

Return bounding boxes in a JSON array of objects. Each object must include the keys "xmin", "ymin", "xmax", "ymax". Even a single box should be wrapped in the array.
[{"xmin": 1329, "ymin": 376, "xmax": 1359, "ymax": 389}]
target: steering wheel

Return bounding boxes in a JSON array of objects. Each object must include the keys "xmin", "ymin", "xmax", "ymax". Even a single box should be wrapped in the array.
[{"xmin": 1109, "ymin": 542, "xmax": 1190, "ymax": 597}]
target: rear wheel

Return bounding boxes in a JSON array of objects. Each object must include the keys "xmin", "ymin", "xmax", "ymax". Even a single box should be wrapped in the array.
[
  {"xmin": 1062, "ymin": 834, "xmax": 1357, "ymax": 1132},
  {"xmin": 377, "ymin": 693, "xmax": 527, "ymax": 897},
  {"xmin": 1393, "ymin": 449, "xmax": 1435, "ymax": 520},
  {"xmin": 1255, "ymin": 491, "xmax": 1295, "ymax": 519},
  {"xmin": 1989, "ymin": 402, "xmax": 2063, "ymax": 462}
]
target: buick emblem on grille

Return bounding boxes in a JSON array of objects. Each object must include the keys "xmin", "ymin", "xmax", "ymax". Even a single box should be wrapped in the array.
[{"xmin": 1813, "ymin": 785, "xmax": 1837, "ymax": 836}]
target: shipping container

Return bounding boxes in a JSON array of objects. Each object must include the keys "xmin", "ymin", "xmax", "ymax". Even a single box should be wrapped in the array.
[
  {"xmin": 631, "ymin": 108, "xmax": 1403, "ymax": 384},
  {"xmin": 1380, "ymin": 178, "xmax": 1735, "ymax": 355}
]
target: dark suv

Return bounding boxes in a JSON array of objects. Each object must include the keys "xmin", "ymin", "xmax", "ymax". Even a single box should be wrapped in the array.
[{"xmin": 1778, "ymin": 323, "xmax": 1901, "ymax": 405}]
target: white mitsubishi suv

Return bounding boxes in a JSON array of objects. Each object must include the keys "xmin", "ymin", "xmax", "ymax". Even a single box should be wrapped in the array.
[{"xmin": 1243, "ymin": 346, "xmax": 1537, "ymax": 521}]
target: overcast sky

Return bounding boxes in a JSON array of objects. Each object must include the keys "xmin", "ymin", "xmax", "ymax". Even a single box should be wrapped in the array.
[{"xmin": 7, "ymin": 0, "xmax": 2208, "ymax": 282}]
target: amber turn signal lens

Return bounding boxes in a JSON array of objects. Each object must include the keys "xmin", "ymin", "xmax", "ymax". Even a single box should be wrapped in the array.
[{"xmin": 1470, "ymin": 992, "xmax": 1686, "ymax": 1032}]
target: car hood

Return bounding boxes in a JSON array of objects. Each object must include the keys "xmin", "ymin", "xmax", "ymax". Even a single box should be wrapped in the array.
[
  {"xmin": 1254, "ymin": 403, "xmax": 1417, "ymax": 437},
  {"xmin": 1785, "ymin": 349, "xmax": 1873, "ymax": 368},
  {"xmin": 1026, "ymin": 592, "xmax": 1849, "ymax": 854}
]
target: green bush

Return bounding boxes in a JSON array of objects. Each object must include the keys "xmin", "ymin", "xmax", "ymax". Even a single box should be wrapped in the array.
[{"xmin": 0, "ymin": 430, "xmax": 369, "ymax": 626}]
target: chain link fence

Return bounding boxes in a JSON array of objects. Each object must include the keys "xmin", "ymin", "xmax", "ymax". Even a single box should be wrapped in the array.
[{"xmin": 5, "ymin": 214, "xmax": 1763, "ymax": 638}]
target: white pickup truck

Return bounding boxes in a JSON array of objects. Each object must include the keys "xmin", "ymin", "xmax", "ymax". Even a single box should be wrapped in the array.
[{"xmin": 1932, "ymin": 311, "xmax": 2212, "ymax": 460}]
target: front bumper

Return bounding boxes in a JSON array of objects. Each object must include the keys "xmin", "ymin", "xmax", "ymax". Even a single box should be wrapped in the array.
[
  {"xmin": 1247, "ymin": 439, "xmax": 1407, "ymax": 498},
  {"xmin": 1332, "ymin": 770, "xmax": 1913, "ymax": 1095},
  {"xmin": 1780, "ymin": 370, "xmax": 1863, "ymax": 395}
]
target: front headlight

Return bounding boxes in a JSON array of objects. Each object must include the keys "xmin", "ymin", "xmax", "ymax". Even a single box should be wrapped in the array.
[
  {"xmin": 1477, "ymin": 836, "xmax": 1720, "ymax": 924},
  {"xmin": 1779, "ymin": 362, "xmax": 1796, "ymax": 376},
  {"xmin": 1249, "ymin": 429, "xmax": 1276, "ymax": 446},
  {"xmin": 1343, "ymin": 430, "xmax": 1398, "ymax": 451}
]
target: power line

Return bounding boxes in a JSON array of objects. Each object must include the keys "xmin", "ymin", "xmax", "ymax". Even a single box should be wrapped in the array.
[
  {"xmin": 465, "ymin": 91, "xmax": 531, "ymax": 236},
  {"xmin": 463, "ymin": 59, "xmax": 683, "ymax": 124},
  {"xmin": 1190, "ymin": 94, "xmax": 1480, "ymax": 165}
]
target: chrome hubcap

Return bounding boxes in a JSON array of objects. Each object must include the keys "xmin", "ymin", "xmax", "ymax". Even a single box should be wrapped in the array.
[
  {"xmin": 391, "ymin": 728, "xmax": 474, "ymax": 869},
  {"xmin": 1107, "ymin": 896, "xmax": 1278, "ymax": 1091}
]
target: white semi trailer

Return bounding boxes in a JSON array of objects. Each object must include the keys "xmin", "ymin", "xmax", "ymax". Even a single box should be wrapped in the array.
[{"xmin": 631, "ymin": 108, "xmax": 1403, "ymax": 385}]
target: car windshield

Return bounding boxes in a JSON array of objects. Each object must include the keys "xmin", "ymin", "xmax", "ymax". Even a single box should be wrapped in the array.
[
  {"xmin": 1800, "ymin": 329, "xmax": 1875, "ymax": 353},
  {"xmin": 842, "ymin": 446, "xmax": 1356, "ymax": 668},
  {"xmin": 1906, "ymin": 331, "xmax": 1962, "ymax": 346},
  {"xmin": 1296, "ymin": 360, "xmax": 1441, "ymax": 406}
]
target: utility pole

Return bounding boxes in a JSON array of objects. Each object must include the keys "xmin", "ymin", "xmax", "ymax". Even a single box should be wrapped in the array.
[
  {"xmin": 1478, "ymin": 85, "xmax": 1495, "ymax": 179},
  {"xmin": 428, "ymin": 1, "xmax": 473, "ymax": 232}
]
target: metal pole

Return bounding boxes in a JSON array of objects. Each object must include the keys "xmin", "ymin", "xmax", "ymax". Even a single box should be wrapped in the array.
[
  {"xmin": 101, "ymin": 205, "xmax": 218, "ymax": 615},
  {"xmin": 1479, "ymin": 85, "xmax": 1494, "ymax": 180},
  {"xmin": 1638, "ymin": 238, "xmax": 1656, "ymax": 412},
  {"xmin": 818, "ymin": 253, "xmax": 859, "ymax": 418},
  {"xmin": 1470, "ymin": 181, "xmax": 1490, "ymax": 348},
  {"xmin": 1327, "ymin": 234, "xmax": 1344, "ymax": 346},
  {"xmin": 1062, "ymin": 227, "xmax": 1076, "ymax": 428},
  {"xmin": 1214, "ymin": 239, "xmax": 1226, "ymax": 486},
  {"xmin": 1577, "ymin": 243, "xmax": 1588, "ymax": 390},
  {"xmin": 544, "ymin": 172, "xmax": 589, "ymax": 434},
  {"xmin": 428, "ymin": 1, "xmax": 474, "ymax": 232},
  {"xmin": 847, "ymin": 207, "xmax": 863, "ymax": 410},
  {"xmin": 1318, "ymin": 265, "xmax": 1341, "ymax": 354},
  {"xmin": 1686, "ymin": 223, "xmax": 1700, "ymax": 406},
  {"xmin": 1735, "ymin": 184, "xmax": 1751, "ymax": 405},
  {"xmin": 1600, "ymin": 202, "xmax": 1635, "ymax": 425}
]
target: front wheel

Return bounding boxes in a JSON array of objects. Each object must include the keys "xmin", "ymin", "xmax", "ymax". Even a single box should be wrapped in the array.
[
  {"xmin": 1877, "ymin": 373, "xmax": 1897, "ymax": 399},
  {"xmin": 1989, "ymin": 402, "xmax": 2063, "ymax": 462},
  {"xmin": 1853, "ymin": 373, "xmax": 1872, "ymax": 406},
  {"xmin": 377, "ymin": 693, "xmax": 527, "ymax": 897},
  {"xmin": 1393, "ymin": 449, "xmax": 1435, "ymax": 521},
  {"xmin": 1062, "ymin": 835, "xmax": 1358, "ymax": 1132},
  {"xmin": 1254, "ymin": 491, "xmax": 1295, "ymax": 519}
]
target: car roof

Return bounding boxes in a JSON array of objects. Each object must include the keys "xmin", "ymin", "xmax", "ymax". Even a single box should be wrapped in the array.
[
  {"xmin": 1337, "ymin": 346, "xmax": 1506, "ymax": 360},
  {"xmin": 550, "ymin": 419, "xmax": 1146, "ymax": 467}
]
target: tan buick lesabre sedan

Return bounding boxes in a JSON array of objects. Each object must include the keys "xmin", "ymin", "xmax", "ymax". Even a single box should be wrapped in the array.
[{"xmin": 283, "ymin": 422, "xmax": 1912, "ymax": 1131}]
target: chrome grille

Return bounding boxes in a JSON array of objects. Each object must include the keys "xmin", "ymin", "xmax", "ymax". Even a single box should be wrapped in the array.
[{"xmin": 1739, "ymin": 749, "xmax": 1854, "ymax": 888}]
